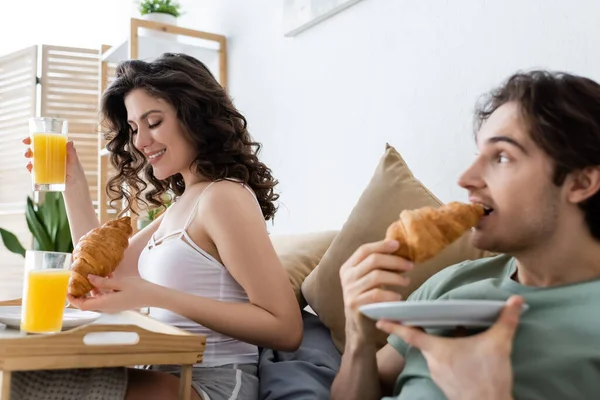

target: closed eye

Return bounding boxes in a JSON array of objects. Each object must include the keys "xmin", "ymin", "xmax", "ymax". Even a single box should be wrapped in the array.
[
  {"xmin": 149, "ymin": 121, "xmax": 162, "ymax": 129},
  {"xmin": 497, "ymin": 154, "xmax": 510, "ymax": 163}
]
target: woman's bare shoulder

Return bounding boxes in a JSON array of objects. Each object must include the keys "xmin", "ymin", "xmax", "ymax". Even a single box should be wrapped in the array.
[{"xmin": 200, "ymin": 180, "xmax": 258, "ymax": 209}]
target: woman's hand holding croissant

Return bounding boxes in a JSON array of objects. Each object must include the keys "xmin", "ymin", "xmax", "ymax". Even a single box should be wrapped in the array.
[
  {"xmin": 67, "ymin": 274, "xmax": 158, "ymax": 314},
  {"xmin": 86, "ymin": 273, "xmax": 116, "ymax": 298}
]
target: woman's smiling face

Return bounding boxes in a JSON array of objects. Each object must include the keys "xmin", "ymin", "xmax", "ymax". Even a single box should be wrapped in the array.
[{"xmin": 125, "ymin": 88, "xmax": 197, "ymax": 181}]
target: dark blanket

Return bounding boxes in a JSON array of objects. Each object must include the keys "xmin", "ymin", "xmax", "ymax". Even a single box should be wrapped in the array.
[{"xmin": 258, "ymin": 310, "xmax": 342, "ymax": 400}]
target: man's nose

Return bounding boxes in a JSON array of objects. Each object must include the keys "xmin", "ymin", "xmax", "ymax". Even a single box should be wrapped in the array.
[{"xmin": 457, "ymin": 158, "xmax": 485, "ymax": 190}]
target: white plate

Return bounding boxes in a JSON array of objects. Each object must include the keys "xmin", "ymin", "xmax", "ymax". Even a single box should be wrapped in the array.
[
  {"xmin": 359, "ymin": 300, "xmax": 528, "ymax": 328},
  {"xmin": 0, "ymin": 306, "xmax": 101, "ymax": 330}
]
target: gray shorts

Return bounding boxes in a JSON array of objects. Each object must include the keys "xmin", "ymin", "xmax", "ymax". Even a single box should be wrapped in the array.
[{"xmin": 149, "ymin": 363, "xmax": 259, "ymax": 400}]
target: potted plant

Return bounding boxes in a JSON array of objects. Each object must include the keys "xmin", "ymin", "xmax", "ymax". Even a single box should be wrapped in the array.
[
  {"xmin": 136, "ymin": 191, "xmax": 174, "ymax": 230},
  {"xmin": 0, "ymin": 192, "xmax": 73, "ymax": 257},
  {"xmin": 138, "ymin": 0, "xmax": 183, "ymax": 38}
]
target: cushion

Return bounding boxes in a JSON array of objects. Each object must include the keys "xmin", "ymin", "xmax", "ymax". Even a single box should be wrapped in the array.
[
  {"xmin": 258, "ymin": 310, "xmax": 341, "ymax": 400},
  {"xmin": 301, "ymin": 144, "xmax": 493, "ymax": 353},
  {"xmin": 271, "ymin": 230, "xmax": 338, "ymax": 307}
]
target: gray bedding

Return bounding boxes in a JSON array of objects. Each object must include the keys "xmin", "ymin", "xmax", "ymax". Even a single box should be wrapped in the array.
[{"xmin": 258, "ymin": 310, "xmax": 342, "ymax": 399}]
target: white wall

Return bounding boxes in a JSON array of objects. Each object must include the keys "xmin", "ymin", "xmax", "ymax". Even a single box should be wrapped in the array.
[
  {"xmin": 178, "ymin": 0, "xmax": 600, "ymax": 235},
  {"xmin": 0, "ymin": 0, "xmax": 135, "ymax": 56}
]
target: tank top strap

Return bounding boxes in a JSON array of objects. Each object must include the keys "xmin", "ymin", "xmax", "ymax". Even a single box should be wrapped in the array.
[
  {"xmin": 222, "ymin": 177, "xmax": 261, "ymax": 210},
  {"xmin": 245, "ymin": 185, "xmax": 262, "ymax": 211},
  {"xmin": 182, "ymin": 178, "xmax": 262, "ymax": 231},
  {"xmin": 182, "ymin": 181, "xmax": 219, "ymax": 230}
]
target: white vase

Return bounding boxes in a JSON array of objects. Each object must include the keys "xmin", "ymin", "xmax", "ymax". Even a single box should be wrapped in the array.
[{"xmin": 140, "ymin": 12, "xmax": 178, "ymax": 40}]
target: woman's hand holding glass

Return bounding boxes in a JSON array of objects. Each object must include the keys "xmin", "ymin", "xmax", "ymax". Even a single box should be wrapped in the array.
[{"xmin": 23, "ymin": 137, "xmax": 88, "ymax": 190}]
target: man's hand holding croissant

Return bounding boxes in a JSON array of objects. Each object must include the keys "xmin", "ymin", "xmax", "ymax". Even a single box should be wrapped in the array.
[{"xmin": 339, "ymin": 239, "xmax": 414, "ymax": 345}]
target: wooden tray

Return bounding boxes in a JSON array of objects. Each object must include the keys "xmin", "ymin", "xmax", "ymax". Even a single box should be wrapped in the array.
[{"xmin": 0, "ymin": 298, "xmax": 206, "ymax": 400}]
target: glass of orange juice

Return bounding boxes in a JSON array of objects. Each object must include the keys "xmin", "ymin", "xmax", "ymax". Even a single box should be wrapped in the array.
[
  {"xmin": 29, "ymin": 117, "xmax": 68, "ymax": 192},
  {"xmin": 21, "ymin": 250, "xmax": 72, "ymax": 334}
]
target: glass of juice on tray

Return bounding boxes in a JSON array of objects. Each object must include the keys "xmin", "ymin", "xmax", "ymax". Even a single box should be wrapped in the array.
[
  {"xmin": 29, "ymin": 117, "xmax": 68, "ymax": 192},
  {"xmin": 21, "ymin": 250, "xmax": 72, "ymax": 334}
]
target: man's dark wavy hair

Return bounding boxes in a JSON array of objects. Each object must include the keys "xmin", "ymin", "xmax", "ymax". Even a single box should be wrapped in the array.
[
  {"xmin": 100, "ymin": 53, "xmax": 279, "ymax": 221},
  {"xmin": 474, "ymin": 70, "xmax": 600, "ymax": 240}
]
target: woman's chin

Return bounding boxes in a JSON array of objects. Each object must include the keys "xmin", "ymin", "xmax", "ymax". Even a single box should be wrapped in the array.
[{"xmin": 151, "ymin": 168, "xmax": 170, "ymax": 181}]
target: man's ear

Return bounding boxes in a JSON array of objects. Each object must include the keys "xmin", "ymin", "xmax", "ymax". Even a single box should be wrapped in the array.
[{"xmin": 566, "ymin": 166, "xmax": 600, "ymax": 204}]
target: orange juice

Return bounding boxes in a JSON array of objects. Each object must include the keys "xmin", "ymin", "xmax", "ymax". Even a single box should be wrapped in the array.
[
  {"xmin": 21, "ymin": 269, "xmax": 70, "ymax": 333},
  {"xmin": 31, "ymin": 132, "xmax": 67, "ymax": 185}
]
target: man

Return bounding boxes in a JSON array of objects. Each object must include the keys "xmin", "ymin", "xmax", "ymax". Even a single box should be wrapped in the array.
[{"xmin": 331, "ymin": 70, "xmax": 600, "ymax": 400}]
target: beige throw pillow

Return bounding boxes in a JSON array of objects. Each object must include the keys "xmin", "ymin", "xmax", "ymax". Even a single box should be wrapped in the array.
[
  {"xmin": 271, "ymin": 230, "xmax": 338, "ymax": 307},
  {"xmin": 301, "ymin": 144, "xmax": 492, "ymax": 352}
]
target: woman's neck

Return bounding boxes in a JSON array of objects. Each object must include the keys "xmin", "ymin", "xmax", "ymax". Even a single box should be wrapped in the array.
[{"xmin": 180, "ymin": 169, "xmax": 208, "ymax": 189}]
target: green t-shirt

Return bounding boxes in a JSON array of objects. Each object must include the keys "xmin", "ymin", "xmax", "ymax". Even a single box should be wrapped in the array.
[{"xmin": 384, "ymin": 254, "xmax": 600, "ymax": 400}]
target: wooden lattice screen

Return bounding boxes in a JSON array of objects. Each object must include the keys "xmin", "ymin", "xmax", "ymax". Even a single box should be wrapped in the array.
[
  {"xmin": 0, "ymin": 46, "xmax": 37, "ymax": 299},
  {"xmin": 40, "ymin": 45, "xmax": 101, "ymax": 209},
  {"xmin": 0, "ymin": 44, "xmax": 114, "ymax": 300}
]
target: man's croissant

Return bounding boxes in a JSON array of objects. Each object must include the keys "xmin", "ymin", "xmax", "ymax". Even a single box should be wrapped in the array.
[
  {"xmin": 385, "ymin": 202, "xmax": 485, "ymax": 263},
  {"xmin": 68, "ymin": 216, "xmax": 133, "ymax": 297}
]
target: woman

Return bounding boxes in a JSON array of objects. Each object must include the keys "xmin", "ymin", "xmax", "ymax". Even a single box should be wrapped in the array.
[{"xmin": 18, "ymin": 53, "xmax": 303, "ymax": 400}]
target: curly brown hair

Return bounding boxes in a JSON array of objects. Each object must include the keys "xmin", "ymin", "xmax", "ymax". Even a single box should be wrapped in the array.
[
  {"xmin": 474, "ymin": 70, "xmax": 600, "ymax": 240},
  {"xmin": 100, "ymin": 53, "xmax": 279, "ymax": 221}
]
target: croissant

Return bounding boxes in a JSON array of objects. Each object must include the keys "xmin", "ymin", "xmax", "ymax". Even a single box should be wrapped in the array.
[
  {"xmin": 385, "ymin": 202, "xmax": 485, "ymax": 263},
  {"xmin": 68, "ymin": 216, "xmax": 133, "ymax": 297}
]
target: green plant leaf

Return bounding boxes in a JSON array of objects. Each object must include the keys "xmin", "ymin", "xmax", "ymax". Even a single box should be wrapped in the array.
[
  {"xmin": 56, "ymin": 195, "xmax": 73, "ymax": 253},
  {"xmin": 0, "ymin": 227, "xmax": 26, "ymax": 257},
  {"xmin": 26, "ymin": 196, "xmax": 53, "ymax": 251},
  {"xmin": 41, "ymin": 192, "xmax": 61, "ymax": 248},
  {"xmin": 56, "ymin": 221, "xmax": 73, "ymax": 253},
  {"xmin": 58, "ymin": 193, "xmax": 71, "ymax": 248},
  {"xmin": 138, "ymin": 0, "xmax": 182, "ymax": 17}
]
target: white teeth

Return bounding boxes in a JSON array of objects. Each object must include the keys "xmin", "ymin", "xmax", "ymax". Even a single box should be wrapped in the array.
[{"xmin": 148, "ymin": 149, "xmax": 166, "ymax": 159}]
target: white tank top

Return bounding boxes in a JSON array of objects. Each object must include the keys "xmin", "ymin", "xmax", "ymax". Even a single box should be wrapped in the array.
[{"xmin": 138, "ymin": 180, "xmax": 260, "ymax": 367}]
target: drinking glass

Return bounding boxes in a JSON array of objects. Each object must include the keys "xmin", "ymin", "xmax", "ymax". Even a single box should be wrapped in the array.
[
  {"xmin": 29, "ymin": 117, "xmax": 68, "ymax": 192},
  {"xmin": 21, "ymin": 250, "xmax": 72, "ymax": 334}
]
